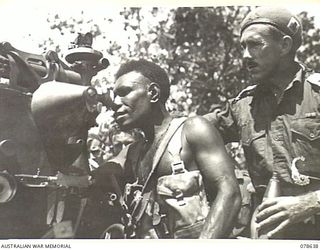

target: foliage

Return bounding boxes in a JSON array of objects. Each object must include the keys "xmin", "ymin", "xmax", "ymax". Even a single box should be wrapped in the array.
[
  {"xmin": 38, "ymin": 7, "xmax": 320, "ymax": 163},
  {"xmin": 166, "ymin": 7, "xmax": 252, "ymax": 115},
  {"xmin": 297, "ymin": 11, "xmax": 320, "ymax": 71},
  {"xmin": 104, "ymin": 7, "xmax": 253, "ymax": 115}
]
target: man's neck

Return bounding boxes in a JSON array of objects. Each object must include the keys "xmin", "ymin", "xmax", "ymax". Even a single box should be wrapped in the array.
[
  {"xmin": 260, "ymin": 60, "xmax": 299, "ymax": 103},
  {"xmin": 142, "ymin": 107, "xmax": 172, "ymax": 143},
  {"xmin": 262, "ymin": 60, "xmax": 299, "ymax": 91}
]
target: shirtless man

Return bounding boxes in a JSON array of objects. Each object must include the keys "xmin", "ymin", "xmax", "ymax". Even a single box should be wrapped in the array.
[{"xmin": 109, "ymin": 59, "xmax": 240, "ymax": 238}]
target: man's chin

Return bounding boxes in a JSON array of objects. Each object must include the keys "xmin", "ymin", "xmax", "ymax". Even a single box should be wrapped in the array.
[
  {"xmin": 250, "ymin": 73, "xmax": 266, "ymax": 83},
  {"xmin": 116, "ymin": 121, "xmax": 134, "ymax": 131}
]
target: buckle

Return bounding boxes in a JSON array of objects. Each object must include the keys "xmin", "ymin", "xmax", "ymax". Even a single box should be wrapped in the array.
[{"xmin": 171, "ymin": 161, "xmax": 186, "ymax": 175}]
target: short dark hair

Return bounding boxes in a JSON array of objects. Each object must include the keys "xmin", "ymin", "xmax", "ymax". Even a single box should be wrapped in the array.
[{"xmin": 115, "ymin": 59, "xmax": 170, "ymax": 103}]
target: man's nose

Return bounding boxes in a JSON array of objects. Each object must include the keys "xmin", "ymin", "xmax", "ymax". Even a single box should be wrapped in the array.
[
  {"xmin": 242, "ymin": 47, "xmax": 251, "ymax": 59},
  {"xmin": 111, "ymin": 95, "xmax": 122, "ymax": 111}
]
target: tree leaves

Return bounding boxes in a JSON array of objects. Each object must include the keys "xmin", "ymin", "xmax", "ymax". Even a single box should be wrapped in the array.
[{"xmin": 39, "ymin": 7, "xmax": 320, "ymax": 157}]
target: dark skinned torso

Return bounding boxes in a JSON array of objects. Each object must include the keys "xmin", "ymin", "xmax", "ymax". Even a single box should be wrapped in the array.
[{"xmin": 134, "ymin": 126, "xmax": 197, "ymax": 185}]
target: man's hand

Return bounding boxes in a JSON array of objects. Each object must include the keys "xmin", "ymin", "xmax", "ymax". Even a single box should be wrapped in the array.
[{"xmin": 256, "ymin": 192, "xmax": 320, "ymax": 238}]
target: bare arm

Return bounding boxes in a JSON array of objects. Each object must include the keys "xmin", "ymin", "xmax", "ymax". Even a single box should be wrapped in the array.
[{"xmin": 183, "ymin": 116, "xmax": 241, "ymax": 238}]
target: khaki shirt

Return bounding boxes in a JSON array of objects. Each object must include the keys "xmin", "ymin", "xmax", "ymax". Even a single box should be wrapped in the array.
[{"xmin": 211, "ymin": 65, "xmax": 320, "ymax": 195}]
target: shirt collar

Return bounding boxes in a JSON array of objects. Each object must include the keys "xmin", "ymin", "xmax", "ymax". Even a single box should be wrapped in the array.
[
  {"xmin": 284, "ymin": 63, "xmax": 304, "ymax": 91},
  {"xmin": 271, "ymin": 63, "xmax": 303, "ymax": 104},
  {"xmin": 251, "ymin": 63, "xmax": 304, "ymax": 105}
]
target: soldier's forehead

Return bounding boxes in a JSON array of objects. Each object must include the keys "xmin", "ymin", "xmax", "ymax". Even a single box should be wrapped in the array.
[
  {"xmin": 242, "ymin": 24, "xmax": 272, "ymax": 34},
  {"xmin": 115, "ymin": 71, "xmax": 150, "ymax": 88},
  {"xmin": 241, "ymin": 25, "xmax": 272, "ymax": 40}
]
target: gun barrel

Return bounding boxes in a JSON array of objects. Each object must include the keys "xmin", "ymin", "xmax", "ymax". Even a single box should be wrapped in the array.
[
  {"xmin": 15, "ymin": 174, "xmax": 58, "ymax": 180},
  {"xmin": 0, "ymin": 62, "xmax": 82, "ymax": 85}
]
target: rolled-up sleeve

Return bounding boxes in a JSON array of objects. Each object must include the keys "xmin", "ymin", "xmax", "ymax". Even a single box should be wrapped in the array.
[{"xmin": 204, "ymin": 100, "xmax": 240, "ymax": 144}]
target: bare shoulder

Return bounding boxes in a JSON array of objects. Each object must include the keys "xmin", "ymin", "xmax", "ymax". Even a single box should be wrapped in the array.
[
  {"xmin": 183, "ymin": 115, "xmax": 211, "ymax": 129},
  {"xmin": 183, "ymin": 115, "xmax": 220, "ymax": 143}
]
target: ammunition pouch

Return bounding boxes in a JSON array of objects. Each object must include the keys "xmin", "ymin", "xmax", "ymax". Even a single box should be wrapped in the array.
[
  {"xmin": 156, "ymin": 170, "xmax": 209, "ymax": 238},
  {"xmin": 230, "ymin": 169, "xmax": 253, "ymax": 238},
  {"xmin": 116, "ymin": 117, "xmax": 191, "ymax": 239}
]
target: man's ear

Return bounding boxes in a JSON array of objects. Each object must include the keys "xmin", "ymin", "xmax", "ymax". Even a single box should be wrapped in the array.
[
  {"xmin": 280, "ymin": 35, "xmax": 293, "ymax": 56},
  {"xmin": 148, "ymin": 83, "xmax": 161, "ymax": 103}
]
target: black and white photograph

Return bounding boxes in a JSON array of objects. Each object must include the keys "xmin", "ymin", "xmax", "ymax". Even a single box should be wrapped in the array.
[{"xmin": 0, "ymin": 0, "xmax": 320, "ymax": 248}]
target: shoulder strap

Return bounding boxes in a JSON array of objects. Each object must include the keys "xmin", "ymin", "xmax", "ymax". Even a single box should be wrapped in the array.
[
  {"xmin": 131, "ymin": 117, "xmax": 187, "ymax": 224},
  {"xmin": 167, "ymin": 119, "xmax": 187, "ymax": 174},
  {"xmin": 167, "ymin": 120, "xmax": 184, "ymax": 159},
  {"xmin": 141, "ymin": 117, "xmax": 187, "ymax": 192}
]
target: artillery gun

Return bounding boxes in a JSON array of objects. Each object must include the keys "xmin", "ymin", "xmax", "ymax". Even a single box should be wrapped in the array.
[{"xmin": 0, "ymin": 33, "xmax": 112, "ymax": 238}]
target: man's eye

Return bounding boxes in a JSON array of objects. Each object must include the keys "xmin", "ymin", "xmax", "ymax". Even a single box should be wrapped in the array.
[
  {"xmin": 248, "ymin": 41, "xmax": 261, "ymax": 49},
  {"xmin": 117, "ymin": 88, "xmax": 131, "ymax": 97}
]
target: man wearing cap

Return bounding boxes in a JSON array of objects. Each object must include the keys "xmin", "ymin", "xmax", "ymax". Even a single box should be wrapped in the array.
[{"xmin": 205, "ymin": 6, "xmax": 320, "ymax": 239}]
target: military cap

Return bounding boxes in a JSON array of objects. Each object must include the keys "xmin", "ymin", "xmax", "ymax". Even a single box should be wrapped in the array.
[{"xmin": 240, "ymin": 7, "xmax": 302, "ymax": 49}]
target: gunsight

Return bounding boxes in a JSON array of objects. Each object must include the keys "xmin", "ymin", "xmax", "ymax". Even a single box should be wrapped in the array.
[
  {"xmin": 0, "ymin": 33, "xmax": 112, "ymax": 238},
  {"xmin": 65, "ymin": 32, "xmax": 110, "ymax": 84}
]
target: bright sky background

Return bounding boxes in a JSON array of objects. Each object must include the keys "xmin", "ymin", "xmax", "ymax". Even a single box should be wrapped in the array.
[
  {"xmin": 0, "ymin": 0, "xmax": 319, "ymax": 53},
  {"xmin": 0, "ymin": 0, "xmax": 317, "ymax": 88}
]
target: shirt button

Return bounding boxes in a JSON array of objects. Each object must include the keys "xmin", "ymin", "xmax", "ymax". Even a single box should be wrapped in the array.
[
  {"xmin": 274, "ymin": 136, "xmax": 279, "ymax": 141},
  {"xmin": 310, "ymin": 133, "xmax": 315, "ymax": 138}
]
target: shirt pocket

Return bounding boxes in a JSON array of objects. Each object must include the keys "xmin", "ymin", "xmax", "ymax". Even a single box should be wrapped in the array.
[
  {"xmin": 240, "ymin": 121, "xmax": 265, "ymax": 147},
  {"xmin": 291, "ymin": 118, "xmax": 320, "ymax": 141},
  {"xmin": 290, "ymin": 118, "xmax": 320, "ymax": 175}
]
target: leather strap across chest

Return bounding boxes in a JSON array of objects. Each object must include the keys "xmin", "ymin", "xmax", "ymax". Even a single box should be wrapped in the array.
[{"xmin": 131, "ymin": 117, "xmax": 187, "ymax": 223}]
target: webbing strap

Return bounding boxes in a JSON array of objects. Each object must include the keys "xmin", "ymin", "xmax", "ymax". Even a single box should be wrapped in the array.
[
  {"xmin": 167, "ymin": 119, "xmax": 185, "ymax": 161},
  {"xmin": 167, "ymin": 119, "xmax": 187, "ymax": 174},
  {"xmin": 141, "ymin": 117, "xmax": 187, "ymax": 192},
  {"xmin": 132, "ymin": 117, "xmax": 187, "ymax": 223}
]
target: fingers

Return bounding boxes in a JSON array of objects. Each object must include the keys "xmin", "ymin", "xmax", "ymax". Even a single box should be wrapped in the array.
[
  {"xmin": 257, "ymin": 198, "xmax": 278, "ymax": 212},
  {"xmin": 257, "ymin": 210, "xmax": 287, "ymax": 230},
  {"xmin": 266, "ymin": 219, "xmax": 289, "ymax": 238},
  {"xmin": 256, "ymin": 202, "xmax": 284, "ymax": 222}
]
